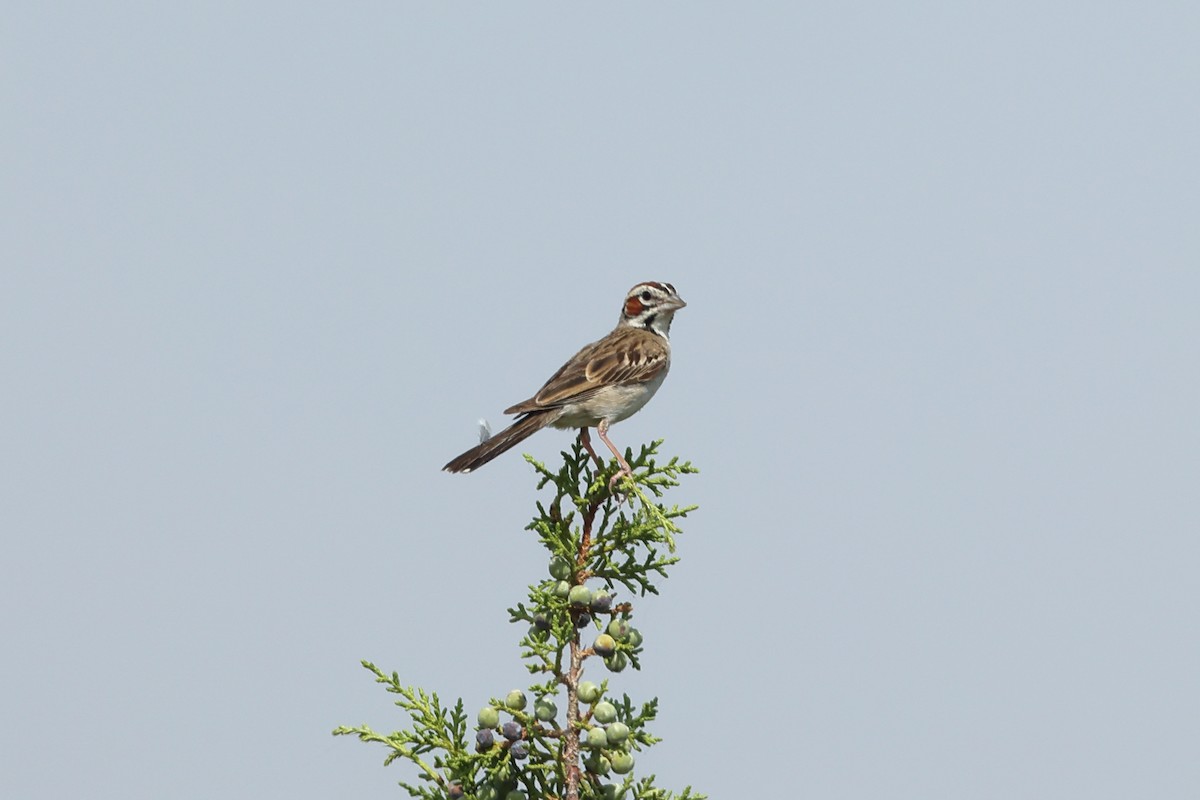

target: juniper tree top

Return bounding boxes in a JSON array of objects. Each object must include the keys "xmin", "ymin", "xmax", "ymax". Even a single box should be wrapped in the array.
[{"xmin": 336, "ymin": 440, "xmax": 704, "ymax": 800}]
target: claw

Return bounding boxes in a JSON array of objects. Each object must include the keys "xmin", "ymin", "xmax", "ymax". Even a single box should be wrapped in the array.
[
  {"xmin": 607, "ymin": 467, "xmax": 634, "ymax": 504},
  {"xmin": 607, "ymin": 470, "xmax": 630, "ymax": 492}
]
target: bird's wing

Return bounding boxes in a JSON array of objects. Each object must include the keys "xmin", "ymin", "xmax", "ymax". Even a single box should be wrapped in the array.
[{"xmin": 504, "ymin": 330, "xmax": 669, "ymax": 415}]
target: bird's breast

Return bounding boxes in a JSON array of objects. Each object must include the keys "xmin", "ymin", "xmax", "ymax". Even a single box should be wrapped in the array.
[{"xmin": 550, "ymin": 366, "xmax": 670, "ymax": 429}]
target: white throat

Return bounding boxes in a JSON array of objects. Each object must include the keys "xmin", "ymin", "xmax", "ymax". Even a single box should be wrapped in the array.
[{"xmin": 623, "ymin": 309, "xmax": 676, "ymax": 341}]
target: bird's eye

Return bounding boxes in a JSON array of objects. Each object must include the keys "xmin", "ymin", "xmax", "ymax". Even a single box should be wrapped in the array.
[{"xmin": 640, "ymin": 291, "xmax": 652, "ymax": 302}]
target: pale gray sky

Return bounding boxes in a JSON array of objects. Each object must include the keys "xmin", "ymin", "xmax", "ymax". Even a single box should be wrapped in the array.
[{"xmin": 3, "ymin": 4, "xmax": 1198, "ymax": 799}]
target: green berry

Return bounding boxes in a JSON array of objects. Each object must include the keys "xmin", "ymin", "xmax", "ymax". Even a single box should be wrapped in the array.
[
  {"xmin": 627, "ymin": 628, "xmax": 643, "ymax": 648},
  {"xmin": 553, "ymin": 580, "xmax": 571, "ymax": 598},
  {"xmin": 505, "ymin": 791, "xmax": 526, "ymax": 800},
  {"xmin": 610, "ymin": 752, "xmax": 634, "ymax": 774},
  {"xmin": 568, "ymin": 585, "xmax": 593, "ymax": 606},
  {"xmin": 504, "ymin": 689, "xmax": 527, "ymax": 711},
  {"xmin": 477, "ymin": 706, "xmax": 500, "ymax": 728},
  {"xmin": 584, "ymin": 752, "xmax": 611, "ymax": 775},
  {"xmin": 586, "ymin": 727, "xmax": 608, "ymax": 749},
  {"xmin": 549, "ymin": 556, "xmax": 572, "ymax": 580},
  {"xmin": 600, "ymin": 785, "xmax": 626, "ymax": 800},
  {"xmin": 577, "ymin": 681, "xmax": 602, "ymax": 703},
  {"xmin": 593, "ymin": 633, "xmax": 617, "ymax": 657},
  {"xmin": 606, "ymin": 619, "xmax": 631, "ymax": 640},
  {"xmin": 593, "ymin": 701, "xmax": 617, "ymax": 724},
  {"xmin": 604, "ymin": 652, "xmax": 628, "ymax": 673},
  {"xmin": 606, "ymin": 721, "xmax": 630, "ymax": 744},
  {"xmin": 534, "ymin": 698, "xmax": 557, "ymax": 722}
]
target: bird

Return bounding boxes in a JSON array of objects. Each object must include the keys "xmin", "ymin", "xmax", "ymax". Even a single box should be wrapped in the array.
[{"xmin": 443, "ymin": 281, "xmax": 686, "ymax": 486}]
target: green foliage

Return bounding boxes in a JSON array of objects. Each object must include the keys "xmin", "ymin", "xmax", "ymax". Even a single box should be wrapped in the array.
[{"xmin": 334, "ymin": 439, "xmax": 704, "ymax": 800}]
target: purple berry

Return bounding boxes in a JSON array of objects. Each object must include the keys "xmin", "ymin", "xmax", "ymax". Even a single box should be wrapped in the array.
[
  {"xmin": 590, "ymin": 590, "xmax": 612, "ymax": 613},
  {"xmin": 501, "ymin": 721, "xmax": 522, "ymax": 741},
  {"xmin": 510, "ymin": 740, "xmax": 529, "ymax": 760},
  {"xmin": 476, "ymin": 729, "xmax": 495, "ymax": 750}
]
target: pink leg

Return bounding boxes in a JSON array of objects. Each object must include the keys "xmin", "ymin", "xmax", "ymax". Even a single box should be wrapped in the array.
[
  {"xmin": 596, "ymin": 419, "xmax": 634, "ymax": 490},
  {"xmin": 578, "ymin": 428, "xmax": 604, "ymax": 470}
]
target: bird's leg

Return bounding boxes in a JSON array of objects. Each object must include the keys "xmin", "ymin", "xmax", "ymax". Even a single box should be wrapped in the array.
[
  {"xmin": 596, "ymin": 419, "xmax": 634, "ymax": 492},
  {"xmin": 578, "ymin": 428, "xmax": 604, "ymax": 470}
]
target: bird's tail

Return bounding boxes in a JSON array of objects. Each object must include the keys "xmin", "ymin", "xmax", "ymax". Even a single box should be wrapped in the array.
[{"xmin": 442, "ymin": 413, "xmax": 553, "ymax": 473}]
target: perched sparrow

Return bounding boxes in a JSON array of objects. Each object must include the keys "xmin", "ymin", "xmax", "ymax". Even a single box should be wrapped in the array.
[{"xmin": 443, "ymin": 281, "xmax": 687, "ymax": 485}]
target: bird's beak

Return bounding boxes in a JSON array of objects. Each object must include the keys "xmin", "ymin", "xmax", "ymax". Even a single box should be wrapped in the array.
[{"xmin": 666, "ymin": 296, "xmax": 687, "ymax": 311}]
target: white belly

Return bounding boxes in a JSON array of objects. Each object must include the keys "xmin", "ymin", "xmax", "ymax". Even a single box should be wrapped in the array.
[{"xmin": 551, "ymin": 366, "xmax": 669, "ymax": 429}]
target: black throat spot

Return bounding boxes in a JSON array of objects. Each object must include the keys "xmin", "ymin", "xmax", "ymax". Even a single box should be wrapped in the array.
[{"xmin": 640, "ymin": 313, "xmax": 668, "ymax": 339}]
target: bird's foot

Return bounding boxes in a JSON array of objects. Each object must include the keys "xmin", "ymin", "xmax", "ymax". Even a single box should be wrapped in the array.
[{"xmin": 607, "ymin": 466, "xmax": 634, "ymax": 502}]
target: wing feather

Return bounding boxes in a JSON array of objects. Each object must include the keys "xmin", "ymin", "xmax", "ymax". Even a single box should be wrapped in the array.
[{"xmin": 503, "ymin": 329, "xmax": 668, "ymax": 415}]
